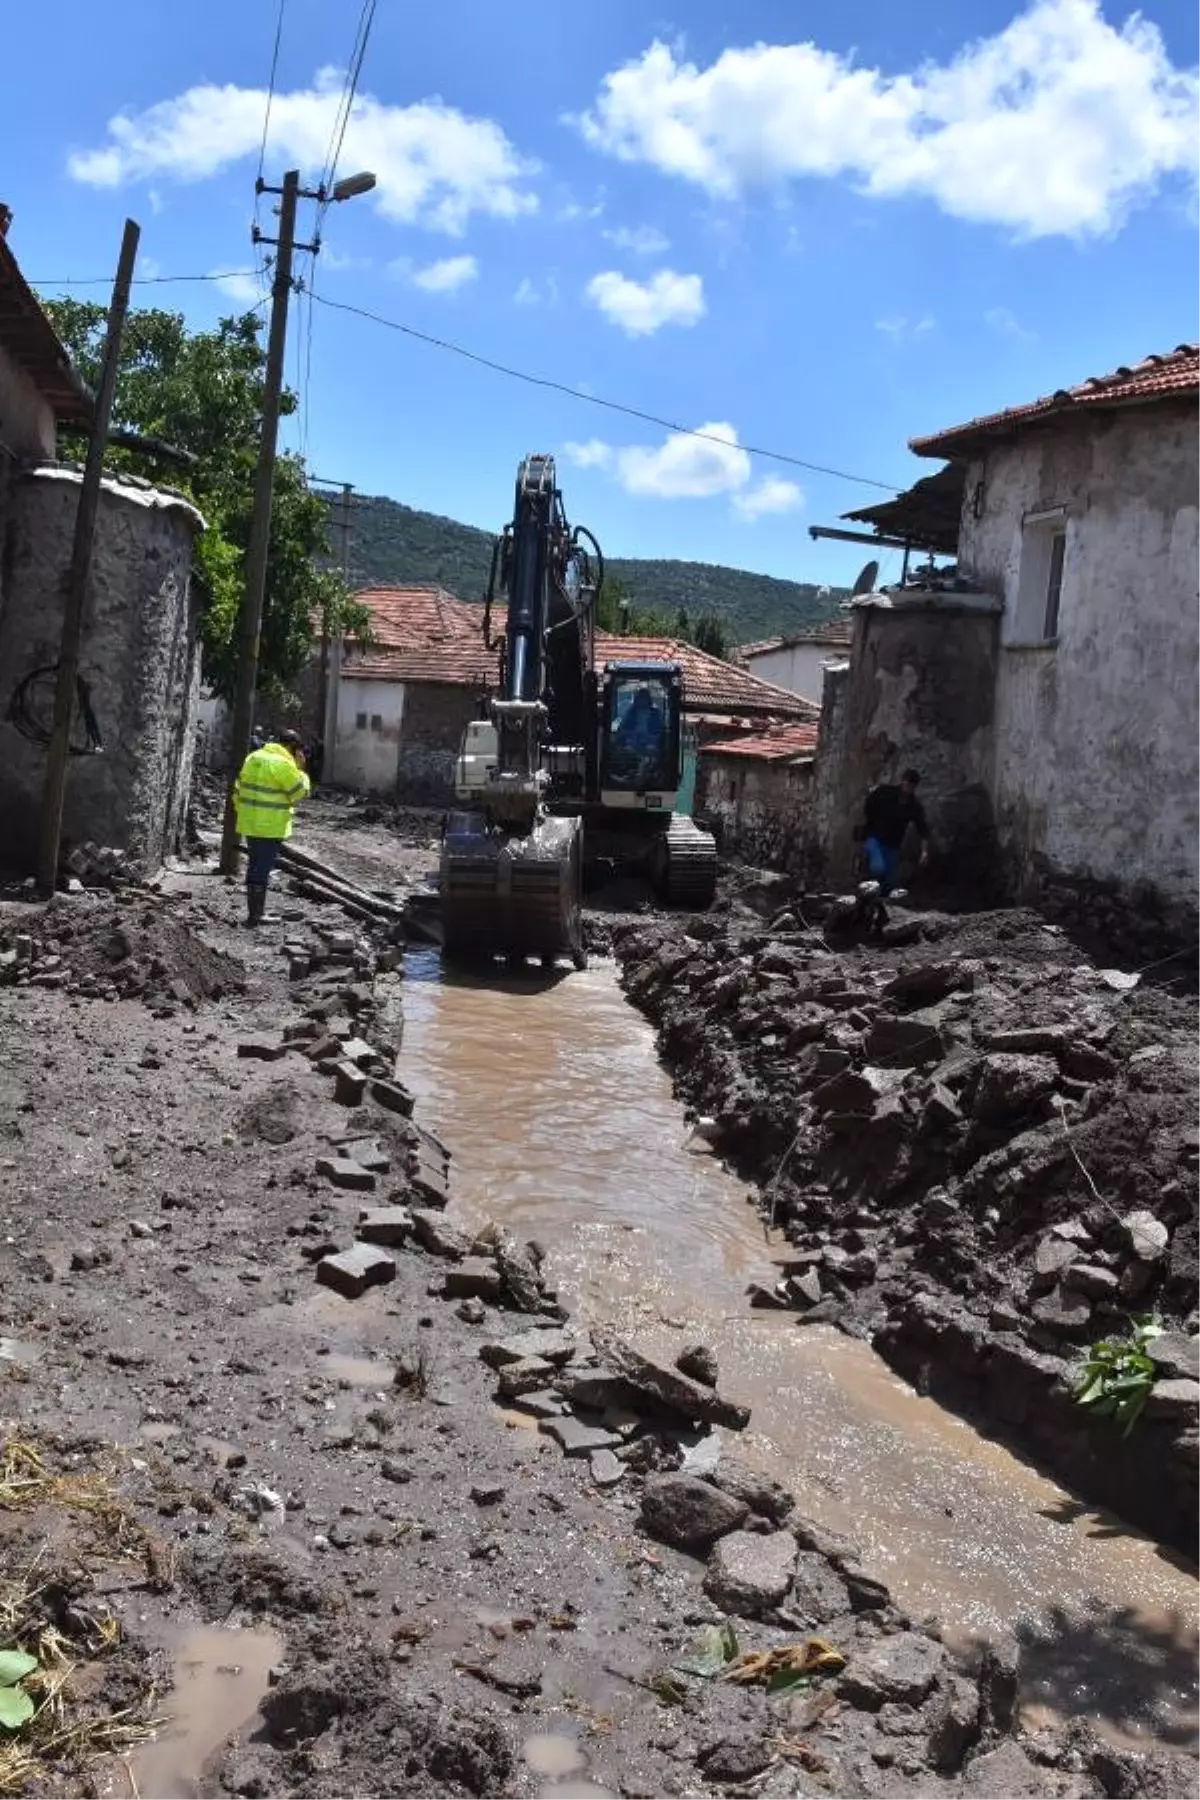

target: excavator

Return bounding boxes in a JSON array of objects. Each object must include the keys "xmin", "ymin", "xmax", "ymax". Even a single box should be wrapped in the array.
[{"xmin": 439, "ymin": 454, "xmax": 717, "ymax": 966}]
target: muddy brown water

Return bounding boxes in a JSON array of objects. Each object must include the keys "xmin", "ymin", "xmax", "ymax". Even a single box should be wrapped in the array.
[{"xmin": 400, "ymin": 949, "xmax": 1199, "ymax": 1755}]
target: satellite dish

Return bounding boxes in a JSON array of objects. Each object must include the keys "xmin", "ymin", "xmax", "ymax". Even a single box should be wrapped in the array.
[{"xmin": 851, "ymin": 559, "xmax": 880, "ymax": 597}]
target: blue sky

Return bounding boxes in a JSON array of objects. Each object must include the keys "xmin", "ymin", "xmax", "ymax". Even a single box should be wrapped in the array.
[{"xmin": 5, "ymin": 0, "xmax": 1197, "ymax": 590}]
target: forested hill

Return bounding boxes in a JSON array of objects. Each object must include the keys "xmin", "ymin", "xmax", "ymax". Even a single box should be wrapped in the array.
[{"xmin": 343, "ymin": 492, "xmax": 847, "ymax": 645}]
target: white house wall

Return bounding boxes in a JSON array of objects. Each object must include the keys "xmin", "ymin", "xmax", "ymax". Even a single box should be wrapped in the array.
[
  {"xmin": 959, "ymin": 407, "xmax": 1198, "ymax": 905},
  {"xmin": 333, "ymin": 678, "xmax": 405, "ymax": 791},
  {"xmin": 743, "ymin": 642, "xmax": 832, "ymax": 701}
]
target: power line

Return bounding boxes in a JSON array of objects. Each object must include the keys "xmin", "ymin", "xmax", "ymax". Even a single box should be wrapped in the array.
[
  {"xmin": 33, "ymin": 271, "xmax": 261, "ymax": 288},
  {"xmin": 253, "ymin": 0, "xmax": 287, "ymax": 306},
  {"xmin": 309, "ymin": 291, "xmax": 903, "ymax": 494}
]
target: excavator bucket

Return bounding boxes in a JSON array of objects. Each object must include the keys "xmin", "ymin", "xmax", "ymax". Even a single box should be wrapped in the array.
[{"xmin": 439, "ymin": 811, "xmax": 586, "ymax": 968}]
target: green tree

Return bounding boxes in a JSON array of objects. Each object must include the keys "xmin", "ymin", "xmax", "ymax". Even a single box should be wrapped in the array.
[
  {"xmin": 42, "ymin": 297, "xmax": 368, "ymax": 702},
  {"xmin": 692, "ymin": 613, "xmax": 730, "ymax": 659}
]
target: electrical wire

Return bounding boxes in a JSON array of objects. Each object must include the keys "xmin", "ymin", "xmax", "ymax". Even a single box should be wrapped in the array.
[
  {"xmin": 309, "ymin": 291, "xmax": 903, "ymax": 494},
  {"xmin": 253, "ymin": 0, "xmax": 288, "ymax": 306},
  {"xmin": 32, "ymin": 271, "xmax": 262, "ymax": 287}
]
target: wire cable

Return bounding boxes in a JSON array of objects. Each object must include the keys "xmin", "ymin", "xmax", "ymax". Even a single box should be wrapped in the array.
[
  {"xmin": 33, "ymin": 271, "xmax": 263, "ymax": 288},
  {"xmin": 309, "ymin": 292, "xmax": 903, "ymax": 493},
  {"xmin": 253, "ymin": 0, "xmax": 287, "ymax": 305}
]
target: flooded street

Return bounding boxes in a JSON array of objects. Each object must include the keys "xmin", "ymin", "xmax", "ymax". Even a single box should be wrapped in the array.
[{"xmin": 401, "ymin": 950, "xmax": 1198, "ymax": 1752}]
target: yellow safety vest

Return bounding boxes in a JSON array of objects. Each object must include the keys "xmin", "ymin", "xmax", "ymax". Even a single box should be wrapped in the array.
[{"xmin": 234, "ymin": 743, "xmax": 311, "ymax": 840}]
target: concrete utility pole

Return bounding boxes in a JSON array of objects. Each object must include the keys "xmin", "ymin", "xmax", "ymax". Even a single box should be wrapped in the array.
[
  {"xmin": 219, "ymin": 169, "xmax": 300, "ymax": 875},
  {"xmin": 218, "ymin": 166, "xmax": 376, "ymax": 875},
  {"xmin": 37, "ymin": 217, "xmax": 140, "ymax": 897}
]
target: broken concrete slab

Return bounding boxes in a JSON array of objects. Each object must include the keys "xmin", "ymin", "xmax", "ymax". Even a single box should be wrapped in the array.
[
  {"xmin": 356, "ymin": 1206, "xmax": 414, "ymax": 1247},
  {"xmin": 495, "ymin": 1357, "xmax": 555, "ymax": 1398},
  {"xmin": 315, "ymin": 1155, "xmax": 377, "ymax": 1193},
  {"xmin": 338, "ymin": 1036, "xmax": 377, "ymax": 1067},
  {"xmin": 587, "ymin": 1328, "xmax": 750, "ymax": 1431},
  {"xmin": 237, "ymin": 1038, "xmax": 288, "ymax": 1061},
  {"xmin": 443, "ymin": 1257, "xmax": 503, "ymax": 1302},
  {"xmin": 838, "ymin": 1632, "xmax": 945, "ymax": 1709},
  {"xmin": 316, "ymin": 1244, "xmax": 396, "ymax": 1300},
  {"xmin": 332, "ymin": 1062, "xmax": 368, "ymax": 1107},
  {"xmin": 703, "ymin": 1529, "xmax": 795, "ymax": 1617},
  {"xmin": 479, "ymin": 1330, "xmax": 577, "ymax": 1370},
  {"xmin": 370, "ymin": 1078, "xmax": 415, "ymax": 1118},
  {"xmin": 538, "ymin": 1414, "xmax": 624, "ymax": 1458},
  {"xmin": 409, "ymin": 1210, "xmax": 470, "ymax": 1260}
]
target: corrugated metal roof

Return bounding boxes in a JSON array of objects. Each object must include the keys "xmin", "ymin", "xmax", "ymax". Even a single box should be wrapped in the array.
[
  {"xmin": 911, "ymin": 344, "xmax": 1199, "ymax": 460},
  {"xmin": 345, "ymin": 587, "xmax": 818, "ymax": 720},
  {"xmin": 0, "ymin": 222, "xmax": 92, "ymax": 425},
  {"xmin": 700, "ymin": 721, "xmax": 820, "ymax": 761}
]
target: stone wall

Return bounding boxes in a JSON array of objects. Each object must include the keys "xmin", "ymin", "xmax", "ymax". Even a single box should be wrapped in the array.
[
  {"xmin": 0, "ymin": 466, "xmax": 203, "ymax": 872},
  {"xmin": 397, "ymin": 682, "xmax": 481, "ymax": 805},
  {"xmin": 820, "ymin": 595, "xmax": 1002, "ymax": 893},
  {"xmin": 957, "ymin": 403, "xmax": 1199, "ymax": 916},
  {"xmin": 698, "ymin": 753, "xmax": 818, "ymax": 875}
]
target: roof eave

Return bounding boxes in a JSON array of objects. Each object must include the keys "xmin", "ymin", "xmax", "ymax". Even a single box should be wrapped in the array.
[{"xmin": 910, "ymin": 387, "xmax": 1199, "ymax": 462}]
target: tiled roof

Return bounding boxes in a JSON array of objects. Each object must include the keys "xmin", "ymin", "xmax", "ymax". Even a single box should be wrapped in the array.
[
  {"xmin": 0, "ymin": 219, "xmax": 91, "ymax": 424},
  {"xmin": 342, "ymin": 589, "xmax": 816, "ymax": 720},
  {"xmin": 732, "ymin": 619, "xmax": 853, "ymax": 663},
  {"xmin": 595, "ymin": 635, "xmax": 817, "ymax": 719},
  {"xmin": 700, "ymin": 721, "xmax": 820, "ymax": 761},
  {"xmin": 911, "ymin": 344, "xmax": 1199, "ymax": 459}
]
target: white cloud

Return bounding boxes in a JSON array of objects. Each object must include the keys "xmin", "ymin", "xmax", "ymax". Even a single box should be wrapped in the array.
[
  {"xmin": 513, "ymin": 273, "xmax": 559, "ymax": 306},
  {"xmin": 732, "ymin": 475, "xmax": 804, "ymax": 520},
  {"xmin": 602, "ymin": 223, "xmax": 671, "ymax": 255},
  {"xmin": 985, "ymin": 305, "xmax": 1035, "ymax": 341},
  {"xmin": 875, "ymin": 313, "xmax": 935, "ymax": 340},
  {"xmin": 572, "ymin": 420, "xmax": 803, "ymax": 520},
  {"xmin": 394, "ymin": 254, "xmax": 478, "ymax": 293},
  {"xmin": 68, "ymin": 68, "xmax": 537, "ymax": 236},
  {"xmin": 584, "ymin": 268, "xmax": 705, "ymax": 335},
  {"xmin": 210, "ymin": 267, "xmax": 261, "ymax": 303},
  {"xmin": 564, "ymin": 439, "xmax": 613, "ymax": 469},
  {"xmin": 573, "ymin": 0, "xmax": 1199, "ymax": 238}
]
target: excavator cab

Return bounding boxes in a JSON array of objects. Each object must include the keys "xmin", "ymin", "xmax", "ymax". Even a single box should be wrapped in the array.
[{"xmin": 598, "ymin": 664, "xmax": 682, "ymax": 811}]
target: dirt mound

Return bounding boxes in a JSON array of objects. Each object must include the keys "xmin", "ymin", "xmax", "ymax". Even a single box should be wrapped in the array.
[{"xmin": 0, "ymin": 894, "xmax": 243, "ymax": 1006}]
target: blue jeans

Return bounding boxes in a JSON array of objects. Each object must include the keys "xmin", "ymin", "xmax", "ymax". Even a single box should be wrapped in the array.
[
  {"xmin": 246, "ymin": 837, "xmax": 282, "ymax": 887},
  {"xmin": 864, "ymin": 837, "xmax": 900, "ymax": 888}
]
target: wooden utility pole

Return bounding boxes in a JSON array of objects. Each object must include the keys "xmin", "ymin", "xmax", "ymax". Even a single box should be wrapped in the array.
[
  {"xmin": 219, "ymin": 169, "xmax": 300, "ymax": 874},
  {"xmin": 36, "ymin": 218, "xmax": 140, "ymax": 896}
]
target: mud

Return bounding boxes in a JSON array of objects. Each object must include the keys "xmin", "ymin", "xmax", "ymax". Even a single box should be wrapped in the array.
[
  {"xmin": 611, "ymin": 895, "xmax": 1199, "ymax": 1553},
  {"xmin": 0, "ymin": 805, "xmax": 1194, "ymax": 1799}
]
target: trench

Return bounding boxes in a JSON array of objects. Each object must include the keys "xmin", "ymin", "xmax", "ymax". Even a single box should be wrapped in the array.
[{"xmin": 399, "ymin": 949, "xmax": 1198, "ymax": 1755}]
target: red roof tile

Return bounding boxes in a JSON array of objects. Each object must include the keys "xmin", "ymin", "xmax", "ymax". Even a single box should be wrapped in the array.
[
  {"xmin": 700, "ymin": 722, "xmax": 819, "ymax": 761},
  {"xmin": 344, "ymin": 589, "xmax": 816, "ymax": 720},
  {"xmin": 911, "ymin": 344, "xmax": 1199, "ymax": 459}
]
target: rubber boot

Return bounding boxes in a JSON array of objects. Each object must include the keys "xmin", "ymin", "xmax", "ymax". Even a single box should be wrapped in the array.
[{"xmin": 246, "ymin": 884, "xmax": 267, "ymax": 928}]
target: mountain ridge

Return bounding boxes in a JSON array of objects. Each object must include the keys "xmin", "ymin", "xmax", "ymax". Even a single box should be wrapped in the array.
[{"xmin": 342, "ymin": 492, "xmax": 848, "ymax": 645}]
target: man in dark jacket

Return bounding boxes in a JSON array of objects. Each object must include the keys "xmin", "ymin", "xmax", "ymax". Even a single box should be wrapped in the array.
[{"xmin": 862, "ymin": 769, "xmax": 929, "ymax": 891}]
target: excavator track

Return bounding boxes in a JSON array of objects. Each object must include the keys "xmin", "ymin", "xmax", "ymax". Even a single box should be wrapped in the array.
[
  {"xmin": 440, "ymin": 812, "xmax": 587, "ymax": 968},
  {"xmin": 659, "ymin": 815, "xmax": 718, "ymax": 909}
]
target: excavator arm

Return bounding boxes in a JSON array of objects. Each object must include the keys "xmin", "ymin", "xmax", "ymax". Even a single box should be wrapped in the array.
[{"xmin": 439, "ymin": 456, "xmax": 594, "ymax": 966}]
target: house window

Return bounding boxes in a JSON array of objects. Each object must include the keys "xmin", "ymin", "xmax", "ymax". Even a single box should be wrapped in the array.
[
  {"xmin": 355, "ymin": 711, "xmax": 368, "ymax": 730},
  {"xmin": 1043, "ymin": 530, "xmax": 1066, "ymax": 639},
  {"xmin": 1012, "ymin": 509, "xmax": 1068, "ymax": 644},
  {"xmin": 370, "ymin": 713, "xmax": 383, "ymax": 732}
]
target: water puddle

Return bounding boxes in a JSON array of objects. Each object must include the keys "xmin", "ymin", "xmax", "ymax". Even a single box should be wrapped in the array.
[
  {"xmin": 133, "ymin": 1623, "xmax": 282, "ymax": 1798},
  {"xmin": 525, "ymin": 1731, "xmax": 587, "ymax": 1776},
  {"xmin": 400, "ymin": 951, "xmax": 1199, "ymax": 1752}
]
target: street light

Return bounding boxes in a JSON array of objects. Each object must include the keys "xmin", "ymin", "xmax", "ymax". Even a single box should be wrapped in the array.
[{"xmin": 331, "ymin": 171, "xmax": 377, "ymax": 203}]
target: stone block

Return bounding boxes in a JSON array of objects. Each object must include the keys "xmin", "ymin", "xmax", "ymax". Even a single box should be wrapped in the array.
[
  {"xmin": 356, "ymin": 1206, "xmax": 413, "ymax": 1247},
  {"xmin": 315, "ymin": 1155, "xmax": 376, "ymax": 1192},
  {"xmin": 370, "ymin": 1078, "xmax": 415, "ymax": 1118},
  {"xmin": 316, "ymin": 1244, "xmax": 396, "ymax": 1299},
  {"xmin": 443, "ymin": 1257, "xmax": 503, "ymax": 1302},
  {"xmin": 332, "ymin": 1062, "xmax": 367, "ymax": 1107}
]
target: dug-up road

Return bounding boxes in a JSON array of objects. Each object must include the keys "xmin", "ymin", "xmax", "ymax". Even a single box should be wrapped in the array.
[{"xmin": 0, "ymin": 800, "xmax": 1194, "ymax": 1800}]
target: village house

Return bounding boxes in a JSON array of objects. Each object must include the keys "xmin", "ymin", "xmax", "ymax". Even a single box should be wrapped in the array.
[
  {"xmin": 0, "ymin": 211, "xmax": 205, "ymax": 874},
  {"xmin": 324, "ymin": 584, "xmax": 817, "ymax": 807},
  {"xmin": 731, "ymin": 619, "xmax": 854, "ymax": 702}
]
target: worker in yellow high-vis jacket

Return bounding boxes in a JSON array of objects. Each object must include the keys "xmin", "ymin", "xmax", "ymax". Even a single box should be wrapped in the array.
[{"xmin": 233, "ymin": 729, "xmax": 311, "ymax": 926}]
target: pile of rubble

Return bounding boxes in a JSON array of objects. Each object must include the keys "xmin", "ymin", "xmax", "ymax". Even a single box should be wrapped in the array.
[
  {"xmin": 0, "ymin": 894, "xmax": 243, "ymax": 1007},
  {"xmin": 614, "ymin": 905, "xmax": 1198, "ymax": 1549}
]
